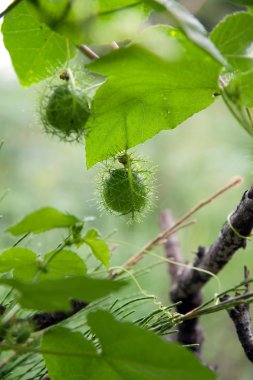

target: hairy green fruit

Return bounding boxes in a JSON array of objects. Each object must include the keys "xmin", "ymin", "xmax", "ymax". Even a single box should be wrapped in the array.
[
  {"xmin": 42, "ymin": 84, "xmax": 90, "ymax": 142},
  {"xmin": 99, "ymin": 153, "xmax": 155, "ymax": 221},
  {"xmin": 103, "ymin": 168, "xmax": 147, "ymax": 215}
]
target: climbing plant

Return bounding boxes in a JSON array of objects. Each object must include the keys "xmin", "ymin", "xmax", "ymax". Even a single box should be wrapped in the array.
[{"xmin": 1, "ymin": 0, "xmax": 253, "ymax": 379}]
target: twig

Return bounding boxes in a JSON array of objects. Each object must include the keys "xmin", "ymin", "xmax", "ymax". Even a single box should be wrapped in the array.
[
  {"xmin": 111, "ymin": 41, "xmax": 120, "ymax": 49},
  {"xmin": 0, "ymin": 0, "xmax": 23, "ymax": 19},
  {"xmin": 12, "ymin": 232, "xmax": 30, "ymax": 247},
  {"xmin": 159, "ymin": 209, "xmax": 182, "ymax": 284},
  {"xmin": 173, "ymin": 288, "xmax": 253, "ymax": 321},
  {"xmin": 111, "ymin": 176, "xmax": 242, "ymax": 278},
  {"xmin": 78, "ymin": 45, "xmax": 100, "ymax": 60}
]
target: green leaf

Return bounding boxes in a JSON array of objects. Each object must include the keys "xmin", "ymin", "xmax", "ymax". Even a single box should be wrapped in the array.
[
  {"xmin": 210, "ymin": 12, "xmax": 253, "ymax": 72},
  {"xmin": 42, "ymin": 250, "xmax": 87, "ymax": 279},
  {"xmin": 147, "ymin": 0, "xmax": 225, "ymax": 65},
  {"xmin": 85, "ymin": 26, "xmax": 221, "ymax": 167},
  {"xmin": 83, "ymin": 229, "xmax": 110, "ymax": 268},
  {"xmin": 42, "ymin": 327, "xmax": 98, "ymax": 379},
  {"xmin": 42, "ymin": 310, "xmax": 216, "ymax": 380},
  {"xmin": 0, "ymin": 277, "xmax": 126, "ymax": 311},
  {"xmin": 6, "ymin": 207, "xmax": 79, "ymax": 236},
  {"xmin": 2, "ymin": 0, "xmax": 76, "ymax": 86},
  {"xmin": 0, "ymin": 248, "xmax": 37, "ymax": 280},
  {"xmin": 0, "ymin": 248, "xmax": 87, "ymax": 281}
]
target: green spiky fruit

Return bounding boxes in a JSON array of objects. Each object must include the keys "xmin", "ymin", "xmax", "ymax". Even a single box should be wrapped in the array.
[
  {"xmin": 102, "ymin": 168, "xmax": 148, "ymax": 215},
  {"xmin": 44, "ymin": 84, "xmax": 90, "ymax": 141}
]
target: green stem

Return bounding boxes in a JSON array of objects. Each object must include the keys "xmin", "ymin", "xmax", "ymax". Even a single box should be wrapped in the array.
[
  {"xmin": 0, "ymin": 189, "xmax": 10, "ymax": 203},
  {"xmin": 177, "ymin": 289, "xmax": 253, "ymax": 323},
  {"xmin": 221, "ymin": 87, "xmax": 253, "ymax": 135},
  {"xmin": 32, "ymin": 240, "xmax": 68, "ymax": 283}
]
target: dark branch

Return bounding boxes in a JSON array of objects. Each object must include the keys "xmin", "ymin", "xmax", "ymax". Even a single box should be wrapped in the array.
[
  {"xmin": 30, "ymin": 300, "xmax": 87, "ymax": 331},
  {"xmin": 0, "ymin": 0, "xmax": 23, "ymax": 19},
  {"xmin": 220, "ymin": 268, "xmax": 253, "ymax": 363},
  {"xmin": 160, "ymin": 210, "xmax": 204, "ymax": 355},
  {"xmin": 221, "ymin": 294, "xmax": 253, "ymax": 363},
  {"xmin": 171, "ymin": 187, "xmax": 253, "ymax": 303}
]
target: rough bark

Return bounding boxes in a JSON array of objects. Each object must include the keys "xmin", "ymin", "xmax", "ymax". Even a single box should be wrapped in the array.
[
  {"xmin": 30, "ymin": 300, "xmax": 87, "ymax": 331},
  {"xmin": 160, "ymin": 210, "xmax": 204, "ymax": 355},
  {"xmin": 171, "ymin": 188, "xmax": 253, "ymax": 303},
  {"xmin": 221, "ymin": 294, "xmax": 253, "ymax": 363}
]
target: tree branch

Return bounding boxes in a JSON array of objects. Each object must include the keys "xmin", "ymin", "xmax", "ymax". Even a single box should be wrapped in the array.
[
  {"xmin": 30, "ymin": 300, "xmax": 87, "ymax": 331},
  {"xmin": 171, "ymin": 186, "xmax": 253, "ymax": 304},
  {"xmin": 222, "ymin": 294, "xmax": 253, "ymax": 362},
  {"xmin": 220, "ymin": 268, "xmax": 253, "ymax": 363},
  {"xmin": 160, "ymin": 210, "xmax": 204, "ymax": 356}
]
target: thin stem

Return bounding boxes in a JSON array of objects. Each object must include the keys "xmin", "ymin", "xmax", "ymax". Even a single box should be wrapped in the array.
[
  {"xmin": 182, "ymin": 291, "xmax": 253, "ymax": 320},
  {"xmin": 0, "ymin": 189, "xmax": 10, "ymax": 203},
  {"xmin": 32, "ymin": 241, "xmax": 68, "ymax": 282},
  {"xmin": 246, "ymin": 107, "xmax": 253, "ymax": 130},
  {"xmin": 222, "ymin": 91, "xmax": 245, "ymax": 127},
  {"xmin": 66, "ymin": 67, "xmax": 76, "ymax": 89},
  {"xmin": 112, "ymin": 41, "xmax": 120, "ymax": 49},
  {"xmin": 78, "ymin": 45, "xmax": 100, "ymax": 60},
  {"xmin": 12, "ymin": 232, "xmax": 30, "ymax": 247},
  {"xmin": 0, "ymin": 0, "xmax": 23, "ymax": 19}
]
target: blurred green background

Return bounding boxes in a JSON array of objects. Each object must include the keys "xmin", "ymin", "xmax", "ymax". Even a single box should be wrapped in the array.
[{"xmin": 1, "ymin": 0, "xmax": 253, "ymax": 379}]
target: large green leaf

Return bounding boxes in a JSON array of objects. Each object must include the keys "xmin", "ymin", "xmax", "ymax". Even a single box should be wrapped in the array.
[
  {"xmin": 85, "ymin": 26, "xmax": 221, "ymax": 167},
  {"xmin": 210, "ymin": 12, "xmax": 253, "ymax": 72},
  {"xmin": 6, "ymin": 207, "xmax": 79, "ymax": 236},
  {"xmin": 2, "ymin": 0, "xmax": 76, "ymax": 86},
  {"xmin": 83, "ymin": 229, "xmax": 110, "ymax": 268},
  {"xmin": 42, "ymin": 310, "xmax": 216, "ymax": 380},
  {"xmin": 0, "ymin": 277, "xmax": 126, "ymax": 311}
]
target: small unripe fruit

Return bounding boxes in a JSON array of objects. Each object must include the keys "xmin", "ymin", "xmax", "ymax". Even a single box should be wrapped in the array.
[
  {"xmin": 43, "ymin": 84, "xmax": 90, "ymax": 141},
  {"xmin": 103, "ymin": 168, "xmax": 147, "ymax": 215}
]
